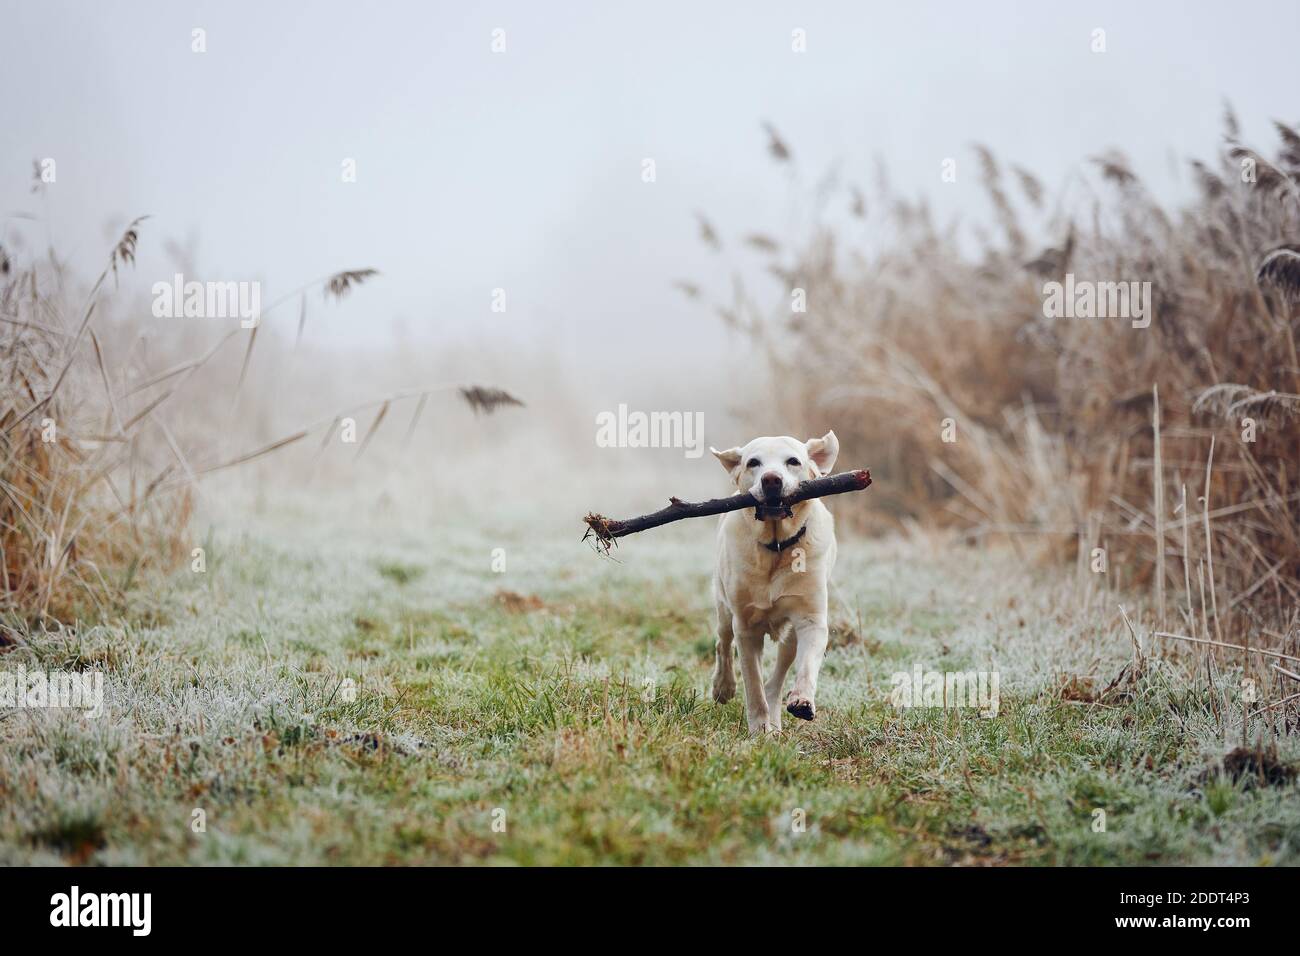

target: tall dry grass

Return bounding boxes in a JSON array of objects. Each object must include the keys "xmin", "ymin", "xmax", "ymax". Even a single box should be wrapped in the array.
[
  {"xmin": 694, "ymin": 109, "xmax": 1300, "ymax": 642},
  {"xmin": 0, "ymin": 216, "xmax": 522, "ymax": 626},
  {"xmin": 0, "ymin": 220, "xmax": 192, "ymax": 623}
]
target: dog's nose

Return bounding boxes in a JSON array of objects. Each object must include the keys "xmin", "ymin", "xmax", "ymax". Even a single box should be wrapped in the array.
[{"xmin": 760, "ymin": 472, "xmax": 783, "ymax": 497}]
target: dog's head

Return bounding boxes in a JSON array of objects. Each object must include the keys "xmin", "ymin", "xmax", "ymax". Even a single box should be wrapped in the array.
[{"xmin": 709, "ymin": 432, "xmax": 839, "ymax": 504}]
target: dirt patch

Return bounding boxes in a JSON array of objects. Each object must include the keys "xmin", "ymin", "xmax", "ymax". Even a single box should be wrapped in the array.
[
  {"xmin": 1054, "ymin": 674, "xmax": 1099, "ymax": 703},
  {"xmin": 949, "ymin": 822, "xmax": 993, "ymax": 847},
  {"xmin": 829, "ymin": 620, "xmax": 881, "ymax": 651},
  {"xmin": 1199, "ymin": 747, "xmax": 1297, "ymax": 789},
  {"xmin": 496, "ymin": 590, "xmax": 546, "ymax": 613},
  {"xmin": 322, "ymin": 729, "xmax": 419, "ymax": 756}
]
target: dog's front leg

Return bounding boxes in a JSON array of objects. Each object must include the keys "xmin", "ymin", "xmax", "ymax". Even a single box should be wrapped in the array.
[
  {"xmin": 763, "ymin": 629, "xmax": 797, "ymax": 732},
  {"xmin": 785, "ymin": 612, "xmax": 829, "ymax": 721},
  {"xmin": 736, "ymin": 622, "xmax": 773, "ymax": 734},
  {"xmin": 711, "ymin": 601, "xmax": 736, "ymax": 703}
]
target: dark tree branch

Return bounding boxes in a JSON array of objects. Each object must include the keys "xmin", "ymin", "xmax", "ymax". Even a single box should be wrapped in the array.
[{"xmin": 583, "ymin": 469, "xmax": 872, "ymax": 552}]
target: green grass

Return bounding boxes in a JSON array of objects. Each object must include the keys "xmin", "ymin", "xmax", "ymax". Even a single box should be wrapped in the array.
[{"xmin": 0, "ymin": 507, "xmax": 1296, "ymax": 865}]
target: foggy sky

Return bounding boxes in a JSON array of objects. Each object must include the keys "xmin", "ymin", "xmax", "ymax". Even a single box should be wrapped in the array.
[{"xmin": 3, "ymin": 0, "xmax": 1298, "ymax": 367}]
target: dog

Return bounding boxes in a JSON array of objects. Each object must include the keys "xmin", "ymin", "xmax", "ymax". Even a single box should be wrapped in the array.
[{"xmin": 708, "ymin": 431, "xmax": 839, "ymax": 734}]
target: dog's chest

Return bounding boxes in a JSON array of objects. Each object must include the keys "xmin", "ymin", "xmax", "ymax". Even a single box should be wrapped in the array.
[{"xmin": 731, "ymin": 562, "xmax": 807, "ymax": 619}]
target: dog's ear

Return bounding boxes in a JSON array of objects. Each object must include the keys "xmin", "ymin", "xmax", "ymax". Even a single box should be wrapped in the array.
[
  {"xmin": 804, "ymin": 430, "xmax": 839, "ymax": 475},
  {"xmin": 710, "ymin": 446, "xmax": 743, "ymax": 477}
]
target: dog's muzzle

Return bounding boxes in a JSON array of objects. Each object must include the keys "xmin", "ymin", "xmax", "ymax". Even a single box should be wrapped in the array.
[
  {"xmin": 755, "ymin": 473, "xmax": 793, "ymax": 519},
  {"xmin": 754, "ymin": 491, "xmax": 793, "ymax": 521}
]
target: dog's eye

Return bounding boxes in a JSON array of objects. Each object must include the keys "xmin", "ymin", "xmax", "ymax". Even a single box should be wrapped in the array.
[
  {"xmin": 786, "ymin": 458, "xmax": 801, "ymax": 467},
  {"xmin": 746, "ymin": 458, "xmax": 761, "ymax": 469}
]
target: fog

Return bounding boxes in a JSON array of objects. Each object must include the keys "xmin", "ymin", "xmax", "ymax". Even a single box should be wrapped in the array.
[
  {"xmin": 3, "ymin": 0, "xmax": 1298, "ymax": 510},
  {"xmin": 5, "ymin": 1, "xmax": 1297, "ymax": 364}
]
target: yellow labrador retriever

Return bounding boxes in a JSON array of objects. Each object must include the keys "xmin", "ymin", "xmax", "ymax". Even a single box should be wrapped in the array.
[{"xmin": 708, "ymin": 431, "xmax": 839, "ymax": 734}]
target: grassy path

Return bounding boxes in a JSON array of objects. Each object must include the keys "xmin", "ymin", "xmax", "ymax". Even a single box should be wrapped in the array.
[{"xmin": 1, "ymin": 504, "xmax": 1296, "ymax": 865}]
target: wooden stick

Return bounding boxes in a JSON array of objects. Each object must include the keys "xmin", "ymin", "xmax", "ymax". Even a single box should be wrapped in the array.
[{"xmin": 583, "ymin": 469, "xmax": 872, "ymax": 550}]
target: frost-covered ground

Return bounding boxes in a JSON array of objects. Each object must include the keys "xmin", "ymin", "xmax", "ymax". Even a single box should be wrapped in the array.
[{"xmin": 1, "ymin": 489, "xmax": 1296, "ymax": 865}]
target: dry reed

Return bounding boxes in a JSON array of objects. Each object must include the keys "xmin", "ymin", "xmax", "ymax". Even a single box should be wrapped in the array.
[
  {"xmin": 1, "ymin": 218, "xmax": 522, "ymax": 624},
  {"xmin": 690, "ymin": 111, "xmax": 1300, "ymax": 643}
]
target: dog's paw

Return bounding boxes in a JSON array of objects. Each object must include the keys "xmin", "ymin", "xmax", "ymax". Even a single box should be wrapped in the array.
[
  {"xmin": 785, "ymin": 695, "xmax": 815, "ymax": 721},
  {"xmin": 711, "ymin": 676, "xmax": 736, "ymax": 704}
]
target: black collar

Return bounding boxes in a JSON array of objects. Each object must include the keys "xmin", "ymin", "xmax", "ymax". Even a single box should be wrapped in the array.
[{"xmin": 762, "ymin": 524, "xmax": 807, "ymax": 553}]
